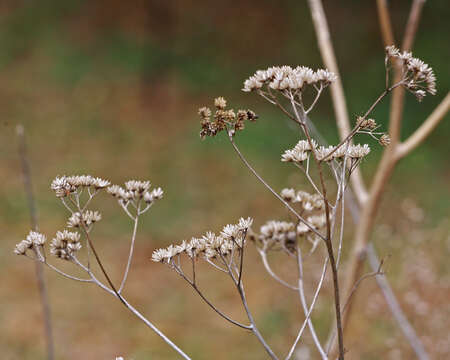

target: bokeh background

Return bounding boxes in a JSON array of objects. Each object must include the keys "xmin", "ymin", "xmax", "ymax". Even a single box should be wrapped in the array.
[{"xmin": 1, "ymin": 1, "xmax": 449, "ymax": 359}]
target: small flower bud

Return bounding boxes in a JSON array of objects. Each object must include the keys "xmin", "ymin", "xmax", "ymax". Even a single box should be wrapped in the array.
[
  {"xmin": 214, "ymin": 97, "xmax": 227, "ymax": 110},
  {"xmin": 379, "ymin": 134, "xmax": 391, "ymax": 146}
]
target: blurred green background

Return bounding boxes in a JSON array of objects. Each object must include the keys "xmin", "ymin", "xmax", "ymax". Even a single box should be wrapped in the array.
[{"xmin": 1, "ymin": 1, "xmax": 449, "ymax": 359}]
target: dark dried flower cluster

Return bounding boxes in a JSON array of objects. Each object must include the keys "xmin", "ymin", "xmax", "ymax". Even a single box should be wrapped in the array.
[
  {"xmin": 356, "ymin": 117, "xmax": 377, "ymax": 130},
  {"xmin": 386, "ymin": 45, "xmax": 437, "ymax": 101},
  {"xmin": 198, "ymin": 97, "xmax": 258, "ymax": 139},
  {"xmin": 356, "ymin": 116, "xmax": 390, "ymax": 147}
]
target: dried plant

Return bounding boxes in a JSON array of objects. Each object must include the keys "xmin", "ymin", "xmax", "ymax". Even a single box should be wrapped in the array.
[{"xmin": 14, "ymin": 1, "xmax": 449, "ymax": 359}]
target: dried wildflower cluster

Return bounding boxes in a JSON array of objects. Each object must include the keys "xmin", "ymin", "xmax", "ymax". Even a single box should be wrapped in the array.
[
  {"xmin": 51, "ymin": 175, "xmax": 110, "ymax": 197},
  {"xmin": 50, "ymin": 230, "xmax": 82, "ymax": 259},
  {"xmin": 243, "ymin": 65, "xmax": 336, "ymax": 92},
  {"xmin": 282, "ymin": 139, "xmax": 370, "ymax": 163},
  {"xmin": 67, "ymin": 210, "xmax": 102, "ymax": 228},
  {"xmin": 14, "ymin": 231, "xmax": 46, "ymax": 255},
  {"xmin": 251, "ymin": 189, "xmax": 328, "ymax": 253},
  {"xmin": 386, "ymin": 45, "xmax": 437, "ymax": 101},
  {"xmin": 355, "ymin": 116, "xmax": 391, "ymax": 147},
  {"xmin": 107, "ymin": 180, "xmax": 163, "ymax": 206},
  {"xmin": 198, "ymin": 97, "xmax": 258, "ymax": 139},
  {"xmin": 152, "ymin": 217, "xmax": 253, "ymax": 263},
  {"xmin": 16, "ymin": 175, "xmax": 163, "ymax": 264}
]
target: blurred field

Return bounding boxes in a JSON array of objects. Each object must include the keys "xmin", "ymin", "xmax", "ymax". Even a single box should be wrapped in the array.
[{"xmin": 1, "ymin": 1, "xmax": 449, "ymax": 359}]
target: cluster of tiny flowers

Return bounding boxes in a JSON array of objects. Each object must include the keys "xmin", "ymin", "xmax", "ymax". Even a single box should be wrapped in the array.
[
  {"xmin": 281, "ymin": 189, "xmax": 325, "ymax": 211},
  {"xmin": 282, "ymin": 139, "xmax": 370, "ymax": 162},
  {"xmin": 253, "ymin": 215, "xmax": 326, "ymax": 253},
  {"xmin": 50, "ymin": 230, "xmax": 81, "ymax": 260},
  {"xmin": 356, "ymin": 117, "xmax": 390, "ymax": 147},
  {"xmin": 242, "ymin": 66, "xmax": 337, "ymax": 92},
  {"xmin": 256, "ymin": 220, "xmax": 297, "ymax": 248},
  {"xmin": 296, "ymin": 214, "xmax": 327, "ymax": 235},
  {"xmin": 67, "ymin": 210, "xmax": 102, "ymax": 228},
  {"xmin": 152, "ymin": 217, "xmax": 253, "ymax": 263},
  {"xmin": 316, "ymin": 144, "xmax": 371, "ymax": 161},
  {"xmin": 386, "ymin": 45, "xmax": 437, "ymax": 100},
  {"xmin": 198, "ymin": 97, "xmax": 258, "ymax": 139},
  {"xmin": 107, "ymin": 180, "xmax": 163, "ymax": 204},
  {"xmin": 51, "ymin": 175, "xmax": 110, "ymax": 197},
  {"xmin": 281, "ymin": 139, "xmax": 318, "ymax": 163},
  {"xmin": 14, "ymin": 231, "xmax": 46, "ymax": 255},
  {"xmin": 356, "ymin": 117, "xmax": 377, "ymax": 130}
]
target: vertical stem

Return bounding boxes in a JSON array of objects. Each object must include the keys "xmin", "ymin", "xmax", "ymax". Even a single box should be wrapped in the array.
[
  {"xmin": 298, "ymin": 113, "xmax": 345, "ymax": 359},
  {"xmin": 16, "ymin": 124, "xmax": 55, "ymax": 360}
]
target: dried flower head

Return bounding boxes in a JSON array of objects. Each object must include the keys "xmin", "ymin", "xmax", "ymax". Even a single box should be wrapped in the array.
[
  {"xmin": 144, "ymin": 187, "xmax": 164, "ymax": 204},
  {"xmin": 243, "ymin": 66, "xmax": 336, "ymax": 92},
  {"xmin": 385, "ymin": 45, "xmax": 437, "ymax": 99},
  {"xmin": 379, "ymin": 134, "xmax": 391, "ymax": 147},
  {"xmin": 14, "ymin": 230, "xmax": 46, "ymax": 255},
  {"xmin": 51, "ymin": 176, "xmax": 75, "ymax": 197},
  {"xmin": 347, "ymin": 144, "xmax": 371, "ymax": 159},
  {"xmin": 67, "ymin": 210, "xmax": 102, "ymax": 228},
  {"xmin": 357, "ymin": 117, "xmax": 377, "ymax": 130},
  {"xmin": 198, "ymin": 98, "xmax": 258, "ymax": 139},
  {"xmin": 281, "ymin": 139, "xmax": 317, "ymax": 163},
  {"xmin": 198, "ymin": 107, "xmax": 212, "ymax": 120},
  {"xmin": 125, "ymin": 180, "xmax": 151, "ymax": 193},
  {"xmin": 297, "ymin": 214, "xmax": 327, "ymax": 235},
  {"xmin": 152, "ymin": 217, "xmax": 252, "ymax": 263},
  {"xmin": 280, "ymin": 188, "xmax": 296, "ymax": 202},
  {"xmin": 214, "ymin": 97, "xmax": 227, "ymax": 110},
  {"xmin": 50, "ymin": 230, "xmax": 81, "ymax": 260}
]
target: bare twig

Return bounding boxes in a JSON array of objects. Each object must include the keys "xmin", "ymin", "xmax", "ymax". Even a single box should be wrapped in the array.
[{"xmin": 16, "ymin": 124, "xmax": 55, "ymax": 360}]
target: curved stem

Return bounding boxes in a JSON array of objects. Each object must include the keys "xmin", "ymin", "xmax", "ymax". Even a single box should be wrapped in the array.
[
  {"xmin": 227, "ymin": 133, "xmax": 326, "ymax": 241},
  {"xmin": 285, "ymin": 258, "xmax": 328, "ymax": 360},
  {"xmin": 296, "ymin": 245, "xmax": 327, "ymax": 359},
  {"xmin": 258, "ymin": 249, "xmax": 299, "ymax": 290},
  {"xmin": 119, "ymin": 207, "xmax": 140, "ymax": 293}
]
